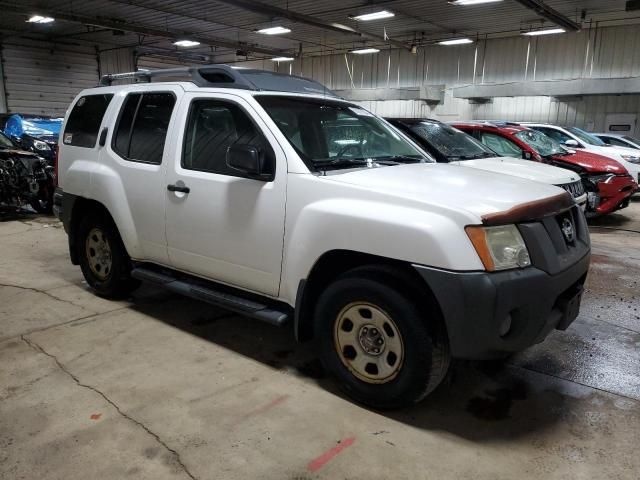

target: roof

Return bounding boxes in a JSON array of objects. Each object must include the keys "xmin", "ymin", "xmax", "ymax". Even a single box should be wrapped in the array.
[{"xmin": 99, "ymin": 64, "xmax": 340, "ymax": 97}]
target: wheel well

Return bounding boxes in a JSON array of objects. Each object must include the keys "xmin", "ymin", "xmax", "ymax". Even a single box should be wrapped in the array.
[
  {"xmin": 295, "ymin": 250, "xmax": 445, "ymax": 343},
  {"xmin": 68, "ymin": 198, "xmax": 114, "ymax": 265}
]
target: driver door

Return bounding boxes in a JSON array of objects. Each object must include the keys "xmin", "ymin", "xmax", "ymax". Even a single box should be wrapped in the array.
[{"xmin": 164, "ymin": 93, "xmax": 287, "ymax": 296}]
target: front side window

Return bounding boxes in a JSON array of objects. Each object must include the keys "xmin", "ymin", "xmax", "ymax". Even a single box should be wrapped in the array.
[
  {"xmin": 603, "ymin": 136, "xmax": 631, "ymax": 148},
  {"xmin": 566, "ymin": 127, "xmax": 606, "ymax": 146},
  {"xmin": 409, "ymin": 122, "xmax": 495, "ymax": 161},
  {"xmin": 256, "ymin": 96, "xmax": 429, "ymax": 171},
  {"xmin": 63, "ymin": 94, "xmax": 113, "ymax": 148},
  {"xmin": 113, "ymin": 92, "xmax": 176, "ymax": 164},
  {"xmin": 514, "ymin": 129, "xmax": 565, "ymax": 157},
  {"xmin": 182, "ymin": 99, "xmax": 274, "ymax": 176},
  {"xmin": 479, "ymin": 132, "xmax": 523, "ymax": 158}
]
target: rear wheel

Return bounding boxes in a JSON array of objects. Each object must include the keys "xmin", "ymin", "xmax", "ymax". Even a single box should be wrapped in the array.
[
  {"xmin": 314, "ymin": 268, "xmax": 450, "ymax": 409},
  {"xmin": 77, "ymin": 212, "xmax": 140, "ymax": 298}
]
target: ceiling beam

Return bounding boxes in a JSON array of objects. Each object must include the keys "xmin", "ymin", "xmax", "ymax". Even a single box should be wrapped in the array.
[
  {"xmin": 211, "ymin": 0, "xmax": 413, "ymax": 50},
  {"xmin": 512, "ymin": 0, "xmax": 581, "ymax": 32},
  {"xmin": 1, "ymin": 4, "xmax": 290, "ymax": 57}
]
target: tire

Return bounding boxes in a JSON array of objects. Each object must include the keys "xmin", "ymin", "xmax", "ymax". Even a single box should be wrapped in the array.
[
  {"xmin": 76, "ymin": 211, "xmax": 140, "ymax": 298},
  {"xmin": 314, "ymin": 267, "xmax": 450, "ymax": 409}
]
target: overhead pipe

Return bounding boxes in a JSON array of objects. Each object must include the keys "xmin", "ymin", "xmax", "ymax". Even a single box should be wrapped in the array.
[{"xmin": 512, "ymin": 0, "xmax": 581, "ymax": 31}]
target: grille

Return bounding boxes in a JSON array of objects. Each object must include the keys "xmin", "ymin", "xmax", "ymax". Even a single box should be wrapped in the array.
[{"xmin": 557, "ymin": 180, "xmax": 585, "ymax": 199}]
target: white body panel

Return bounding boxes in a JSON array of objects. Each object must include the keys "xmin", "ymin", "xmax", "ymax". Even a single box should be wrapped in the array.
[
  {"xmin": 59, "ymin": 83, "xmax": 573, "ymax": 307},
  {"xmin": 450, "ymin": 156, "xmax": 578, "ymax": 184}
]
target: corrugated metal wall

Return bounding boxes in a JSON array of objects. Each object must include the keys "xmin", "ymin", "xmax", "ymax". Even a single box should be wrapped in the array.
[
  {"xmin": 0, "ymin": 39, "xmax": 99, "ymax": 117},
  {"xmin": 271, "ymin": 24, "xmax": 640, "ymax": 136}
]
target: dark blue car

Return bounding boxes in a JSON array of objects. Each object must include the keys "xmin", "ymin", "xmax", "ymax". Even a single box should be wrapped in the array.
[{"xmin": 4, "ymin": 114, "xmax": 62, "ymax": 164}]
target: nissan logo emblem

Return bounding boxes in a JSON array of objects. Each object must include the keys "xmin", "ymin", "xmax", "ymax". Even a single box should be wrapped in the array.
[{"xmin": 561, "ymin": 218, "xmax": 575, "ymax": 243}]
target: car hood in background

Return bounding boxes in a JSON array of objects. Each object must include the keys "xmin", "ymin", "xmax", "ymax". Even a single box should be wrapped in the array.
[
  {"xmin": 449, "ymin": 156, "xmax": 579, "ymax": 184},
  {"xmin": 551, "ymin": 150, "xmax": 628, "ymax": 174}
]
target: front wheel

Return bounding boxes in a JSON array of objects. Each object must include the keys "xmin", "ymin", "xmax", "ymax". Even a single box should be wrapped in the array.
[
  {"xmin": 314, "ymin": 269, "xmax": 450, "ymax": 409},
  {"xmin": 77, "ymin": 213, "xmax": 140, "ymax": 298}
]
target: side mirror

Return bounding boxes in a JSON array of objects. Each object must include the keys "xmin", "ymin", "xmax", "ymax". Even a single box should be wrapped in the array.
[
  {"xmin": 564, "ymin": 139, "xmax": 580, "ymax": 148},
  {"xmin": 522, "ymin": 151, "xmax": 532, "ymax": 160},
  {"xmin": 226, "ymin": 144, "xmax": 274, "ymax": 181}
]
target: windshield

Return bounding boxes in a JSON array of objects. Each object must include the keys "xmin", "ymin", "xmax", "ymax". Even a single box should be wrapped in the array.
[
  {"xmin": 0, "ymin": 131, "xmax": 15, "ymax": 148},
  {"xmin": 256, "ymin": 96, "xmax": 429, "ymax": 171},
  {"xmin": 566, "ymin": 126, "xmax": 606, "ymax": 146},
  {"xmin": 515, "ymin": 129, "xmax": 566, "ymax": 157},
  {"xmin": 623, "ymin": 135, "xmax": 640, "ymax": 145},
  {"xmin": 408, "ymin": 122, "xmax": 495, "ymax": 160}
]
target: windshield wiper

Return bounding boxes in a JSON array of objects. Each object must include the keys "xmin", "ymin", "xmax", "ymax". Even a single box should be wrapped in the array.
[
  {"xmin": 373, "ymin": 155, "xmax": 423, "ymax": 163},
  {"xmin": 312, "ymin": 158, "xmax": 372, "ymax": 168}
]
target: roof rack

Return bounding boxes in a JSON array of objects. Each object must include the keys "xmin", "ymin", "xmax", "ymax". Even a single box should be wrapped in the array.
[{"xmin": 99, "ymin": 64, "xmax": 340, "ymax": 97}]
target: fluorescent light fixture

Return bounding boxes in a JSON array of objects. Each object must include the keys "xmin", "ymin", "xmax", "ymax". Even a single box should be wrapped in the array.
[
  {"xmin": 271, "ymin": 56, "xmax": 294, "ymax": 62},
  {"xmin": 27, "ymin": 15, "xmax": 55, "ymax": 24},
  {"xmin": 351, "ymin": 10, "xmax": 395, "ymax": 21},
  {"xmin": 173, "ymin": 40, "xmax": 200, "ymax": 47},
  {"xmin": 350, "ymin": 48, "xmax": 380, "ymax": 54},
  {"xmin": 438, "ymin": 38, "xmax": 474, "ymax": 45},
  {"xmin": 522, "ymin": 27, "xmax": 566, "ymax": 36},
  {"xmin": 448, "ymin": 0, "xmax": 503, "ymax": 5},
  {"xmin": 256, "ymin": 26, "xmax": 291, "ymax": 35}
]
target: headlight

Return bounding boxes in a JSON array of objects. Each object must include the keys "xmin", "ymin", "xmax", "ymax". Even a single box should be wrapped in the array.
[
  {"xmin": 587, "ymin": 173, "xmax": 615, "ymax": 185},
  {"xmin": 621, "ymin": 155, "xmax": 640, "ymax": 164},
  {"xmin": 466, "ymin": 224, "xmax": 531, "ymax": 271},
  {"xmin": 33, "ymin": 139, "xmax": 51, "ymax": 151}
]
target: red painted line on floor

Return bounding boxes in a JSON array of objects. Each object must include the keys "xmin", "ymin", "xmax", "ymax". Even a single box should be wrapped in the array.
[
  {"xmin": 232, "ymin": 394, "xmax": 289, "ymax": 426},
  {"xmin": 307, "ymin": 437, "xmax": 356, "ymax": 472}
]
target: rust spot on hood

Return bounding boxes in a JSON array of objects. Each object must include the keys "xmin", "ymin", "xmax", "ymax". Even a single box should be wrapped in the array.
[{"xmin": 482, "ymin": 192, "xmax": 574, "ymax": 226}]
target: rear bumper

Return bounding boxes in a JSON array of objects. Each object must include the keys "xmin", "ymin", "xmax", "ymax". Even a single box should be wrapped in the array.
[{"xmin": 413, "ymin": 252, "xmax": 590, "ymax": 359}]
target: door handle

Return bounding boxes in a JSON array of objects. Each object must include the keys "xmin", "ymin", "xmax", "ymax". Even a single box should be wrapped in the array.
[
  {"xmin": 98, "ymin": 127, "xmax": 108, "ymax": 147},
  {"xmin": 167, "ymin": 184, "xmax": 190, "ymax": 194}
]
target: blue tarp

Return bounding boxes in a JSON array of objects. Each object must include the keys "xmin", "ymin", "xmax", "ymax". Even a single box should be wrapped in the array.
[{"xmin": 4, "ymin": 114, "xmax": 63, "ymax": 138}]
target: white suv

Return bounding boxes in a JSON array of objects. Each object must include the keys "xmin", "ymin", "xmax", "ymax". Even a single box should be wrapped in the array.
[{"xmin": 54, "ymin": 65, "xmax": 591, "ymax": 409}]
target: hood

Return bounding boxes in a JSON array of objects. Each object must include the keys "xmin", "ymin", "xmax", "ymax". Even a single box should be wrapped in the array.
[
  {"xmin": 0, "ymin": 147, "xmax": 41, "ymax": 160},
  {"xmin": 326, "ymin": 163, "xmax": 567, "ymax": 222},
  {"xmin": 588, "ymin": 144, "xmax": 640, "ymax": 160},
  {"xmin": 450, "ymin": 156, "xmax": 579, "ymax": 185},
  {"xmin": 551, "ymin": 150, "xmax": 627, "ymax": 174}
]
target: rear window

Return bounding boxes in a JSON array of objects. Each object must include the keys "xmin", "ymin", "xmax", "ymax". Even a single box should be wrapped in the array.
[{"xmin": 63, "ymin": 94, "xmax": 113, "ymax": 148}]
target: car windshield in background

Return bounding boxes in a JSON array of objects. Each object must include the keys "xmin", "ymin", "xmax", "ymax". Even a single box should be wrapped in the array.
[
  {"xmin": 566, "ymin": 126, "xmax": 606, "ymax": 146},
  {"xmin": 409, "ymin": 122, "xmax": 495, "ymax": 160},
  {"xmin": 623, "ymin": 135, "xmax": 640, "ymax": 144},
  {"xmin": 256, "ymin": 96, "xmax": 429, "ymax": 171},
  {"xmin": 515, "ymin": 129, "xmax": 565, "ymax": 157}
]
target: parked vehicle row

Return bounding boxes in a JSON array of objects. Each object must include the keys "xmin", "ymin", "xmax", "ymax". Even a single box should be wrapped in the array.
[
  {"xmin": 2, "ymin": 114, "xmax": 61, "ymax": 164},
  {"xmin": 54, "ymin": 65, "xmax": 591, "ymax": 409},
  {"xmin": 449, "ymin": 122, "xmax": 637, "ymax": 217}
]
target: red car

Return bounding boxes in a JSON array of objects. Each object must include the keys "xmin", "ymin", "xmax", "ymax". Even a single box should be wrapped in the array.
[{"xmin": 451, "ymin": 122, "xmax": 638, "ymax": 216}]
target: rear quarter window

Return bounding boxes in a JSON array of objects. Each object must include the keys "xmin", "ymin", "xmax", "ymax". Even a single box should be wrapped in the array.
[{"xmin": 63, "ymin": 94, "xmax": 114, "ymax": 148}]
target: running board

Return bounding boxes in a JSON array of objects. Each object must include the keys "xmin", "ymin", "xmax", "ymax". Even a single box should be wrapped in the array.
[{"xmin": 131, "ymin": 266, "xmax": 289, "ymax": 327}]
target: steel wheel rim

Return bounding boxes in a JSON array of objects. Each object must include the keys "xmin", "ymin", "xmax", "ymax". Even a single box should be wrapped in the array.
[
  {"xmin": 333, "ymin": 302, "xmax": 404, "ymax": 384},
  {"xmin": 85, "ymin": 227, "xmax": 112, "ymax": 280}
]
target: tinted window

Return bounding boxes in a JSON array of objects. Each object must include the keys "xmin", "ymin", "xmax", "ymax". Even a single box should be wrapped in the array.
[
  {"xmin": 63, "ymin": 94, "xmax": 113, "ymax": 148},
  {"xmin": 603, "ymin": 136, "xmax": 630, "ymax": 148},
  {"xmin": 182, "ymin": 99, "xmax": 274, "ymax": 176},
  {"xmin": 479, "ymin": 132, "xmax": 523, "ymax": 157},
  {"xmin": 113, "ymin": 92, "xmax": 175, "ymax": 164}
]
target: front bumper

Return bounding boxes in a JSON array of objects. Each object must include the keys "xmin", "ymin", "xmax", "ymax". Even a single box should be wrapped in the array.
[
  {"xmin": 414, "ymin": 252, "xmax": 589, "ymax": 359},
  {"xmin": 593, "ymin": 175, "xmax": 637, "ymax": 215}
]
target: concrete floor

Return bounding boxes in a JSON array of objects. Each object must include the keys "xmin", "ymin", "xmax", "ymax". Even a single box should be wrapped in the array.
[{"xmin": 1, "ymin": 202, "xmax": 639, "ymax": 480}]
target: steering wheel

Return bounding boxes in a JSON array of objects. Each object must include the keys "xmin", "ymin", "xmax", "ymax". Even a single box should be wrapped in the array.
[{"xmin": 336, "ymin": 142, "xmax": 365, "ymax": 159}]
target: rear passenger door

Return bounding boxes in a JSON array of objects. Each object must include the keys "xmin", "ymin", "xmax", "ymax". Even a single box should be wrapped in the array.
[
  {"xmin": 164, "ymin": 93, "xmax": 287, "ymax": 297},
  {"xmin": 99, "ymin": 86, "xmax": 181, "ymax": 264}
]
